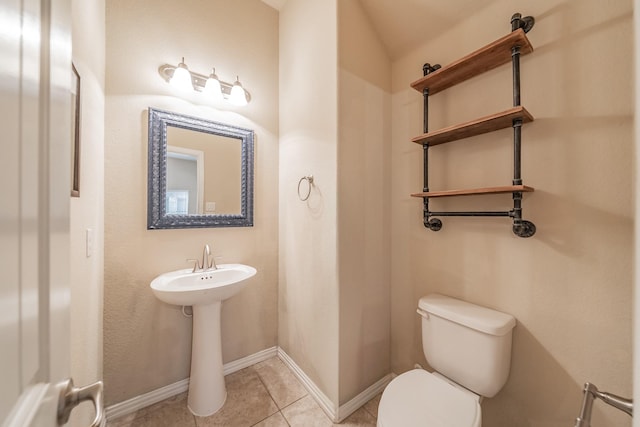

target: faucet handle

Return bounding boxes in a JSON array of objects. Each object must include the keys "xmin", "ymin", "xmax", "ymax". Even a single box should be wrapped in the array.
[
  {"xmin": 186, "ymin": 258, "xmax": 201, "ymax": 273},
  {"xmin": 209, "ymin": 255, "xmax": 223, "ymax": 270}
]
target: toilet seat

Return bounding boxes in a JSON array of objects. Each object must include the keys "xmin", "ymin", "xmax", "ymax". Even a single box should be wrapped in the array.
[{"xmin": 377, "ymin": 370, "xmax": 481, "ymax": 427}]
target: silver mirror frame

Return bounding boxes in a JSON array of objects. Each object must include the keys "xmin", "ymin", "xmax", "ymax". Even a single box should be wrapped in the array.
[{"xmin": 147, "ymin": 108, "xmax": 254, "ymax": 229}]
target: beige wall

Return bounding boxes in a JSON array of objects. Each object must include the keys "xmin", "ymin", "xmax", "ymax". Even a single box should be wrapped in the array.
[
  {"xmin": 278, "ymin": 0, "xmax": 340, "ymax": 406},
  {"xmin": 104, "ymin": 0, "xmax": 279, "ymax": 405},
  {"xmin": 278, "ymin": 0, "xmax": 392, "ymax": 408},
  {"xmin": 70, "ymin": 0, "xmax": 105, "ymax": 425},
  {"xmin": 337, "ymin": 0, "xmax": 392, "ymax": 404},
  {"xmin": 635, "ymin": 3, "xmax": 640, "ymax": 425},
  {"xmin": 390, "ymin": 0, "xmax": 633, "ymax": 426}
]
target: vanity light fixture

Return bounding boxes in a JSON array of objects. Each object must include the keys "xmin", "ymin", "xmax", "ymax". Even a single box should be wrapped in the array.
[
  {"xmin": 229, "ymin": 76, "xmax": 248, "ymax": 106},
  {"xmin": 169, "ymin": 58, "xmax": 194, "ymax": 91},
  {"xmin": 203, "ymin": 68, "xmax": 223, "ymax": 101},
  {"xmin": 159, "ymin": 59, "xmax": 251, "ymax": 105}
]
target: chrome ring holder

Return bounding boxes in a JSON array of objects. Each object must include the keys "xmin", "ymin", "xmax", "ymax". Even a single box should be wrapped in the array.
[{"xmin": 297, "ymin": 175, "xmax": 314, "ymax": 201}]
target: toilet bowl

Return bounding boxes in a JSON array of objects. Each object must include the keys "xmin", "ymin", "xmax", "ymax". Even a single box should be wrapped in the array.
[
  {"xmin": 377, "ymin": 369, "xmax": 480, "ymax": 427},
  {"xmin": 377, "ymin": 294, "xmax": 516, "ymax": 427}
]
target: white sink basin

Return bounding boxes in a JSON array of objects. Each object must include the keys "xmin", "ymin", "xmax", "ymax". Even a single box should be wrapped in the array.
[
  {"xmin": 150, "ymin": 263, "xmax": 256, "ymax": 417},
  {"xmin": 150, "ymin": 264, "xmax": 256, "ymax": 306}
]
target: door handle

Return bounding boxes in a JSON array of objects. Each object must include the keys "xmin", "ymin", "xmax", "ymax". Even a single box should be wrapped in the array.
[{"xmin": 56, "ymin": 378, "xmax": 104, "ymax": 427}]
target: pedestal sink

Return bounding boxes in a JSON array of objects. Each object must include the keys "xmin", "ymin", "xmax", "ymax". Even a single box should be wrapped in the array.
[{"xmin": 150, "ymin": 264, "xmax": 256, "ymax": 416}]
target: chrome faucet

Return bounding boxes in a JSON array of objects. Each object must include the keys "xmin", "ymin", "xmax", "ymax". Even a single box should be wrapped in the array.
[
  {"xmin": 187, "ymin": 244, "xmax": 218, "ymax": 272},
  {"xmin": 187, "ymin": 258, "xmax": 201, "ymax": 273},
  {"xmin": 201, "ymin": 244, "xmax": 217, "ymax": 271},
  {"xmin": 575, "ymin": 382, "xmax": 633, "ymax": 427}
]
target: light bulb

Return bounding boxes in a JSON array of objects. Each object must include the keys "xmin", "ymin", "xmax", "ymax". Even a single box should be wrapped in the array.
[
  {"xmin": 170, "ymin": 58, "xmax": 193, "ymax": 91},
  {"xmin": 203, "ymin": 68, "xmax": 223, "ymax": 101},
  {"xmin": 229, "ymin": 76, "xmax": 248, "ymax": 106}
]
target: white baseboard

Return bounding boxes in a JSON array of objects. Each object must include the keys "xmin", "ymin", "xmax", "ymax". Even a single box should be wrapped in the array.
[
  {"xmin": 335, "ymin": 373, "xmax": 392, "ymax": 422},
  {"xmin": 105, "ymin": 346, "xmax": 390, "ymax": 424},
  {"xmin": 276, "ymin": 347, "xmax": 392, "ymax": 423},
  {"xmin": 105, "ymin": 378, "xmax": 190, "ymax": 422},
  {"xmin": 276, "ymin": 348, "xmax": 337, "ymax": 419},
  {"xmin": 223, "ymin": 346, "xmax": 278, "ymax": 375},
  {"xmin": 105, "ymin": 346, "xmax": 278, "ymax": 422}
]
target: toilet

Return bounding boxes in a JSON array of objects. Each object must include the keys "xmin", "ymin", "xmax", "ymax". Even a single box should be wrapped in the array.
[{"xmin": 377, "ymin": 294, "xmax": 516, "ymax": 427}]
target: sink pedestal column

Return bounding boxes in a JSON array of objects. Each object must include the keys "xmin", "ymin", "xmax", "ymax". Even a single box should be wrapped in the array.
[{"xmin": 187, "ymin": 301, "xmax": 226, "ymax": 416}]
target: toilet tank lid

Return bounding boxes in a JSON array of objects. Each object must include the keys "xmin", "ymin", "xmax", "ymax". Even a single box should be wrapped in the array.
[{"xmin": 419, "ymin": 294, "xmax": 516, "ymax": 336}]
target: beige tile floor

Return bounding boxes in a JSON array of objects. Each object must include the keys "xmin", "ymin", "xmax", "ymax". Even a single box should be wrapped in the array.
[{"xmin": 108, "ymin": 356, "xmax": 381, "ymax": 427}]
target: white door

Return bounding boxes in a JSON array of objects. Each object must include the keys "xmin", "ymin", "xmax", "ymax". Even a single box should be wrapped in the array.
[{"xmin": 0, "ymin": 1, "xmax": 103, "ymax": 426}]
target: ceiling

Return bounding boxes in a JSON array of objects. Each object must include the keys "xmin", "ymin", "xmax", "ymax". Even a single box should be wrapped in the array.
[
  {"xmin": 357, "ymin": 0, "xmax": 490, "ymax": 60},
  {"xmin": 261, "ymin": 0, "xmax": 492, "ymax": 60},
  {"xmin": 261, "ymin": 0, "xmax": 287, "ymax": 12}
]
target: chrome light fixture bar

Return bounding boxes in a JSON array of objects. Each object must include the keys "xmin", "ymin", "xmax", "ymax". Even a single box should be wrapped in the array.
[{"xmin": 159, "ymin": 60, "xmax": 251, "ymax": 105}]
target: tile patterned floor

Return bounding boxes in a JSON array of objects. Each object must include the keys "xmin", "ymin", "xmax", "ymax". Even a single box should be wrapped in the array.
[{"xmin": 107, "ymin": 356, "xmax": 381, "ymax": 427}]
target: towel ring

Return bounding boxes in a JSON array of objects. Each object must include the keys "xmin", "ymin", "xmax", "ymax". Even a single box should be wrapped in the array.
[{"xmin": 297, "ymin": 175, "xmax": 314, "ymax": 201}]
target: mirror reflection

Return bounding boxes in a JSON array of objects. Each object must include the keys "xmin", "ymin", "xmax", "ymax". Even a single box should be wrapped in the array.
[
  {"xmin": 147, "ymin": 108, "xmax": 254, "ymax": 229},
  {"xmin": 166, "ymin": 127, "xmax": 242, "ymax": 215}
]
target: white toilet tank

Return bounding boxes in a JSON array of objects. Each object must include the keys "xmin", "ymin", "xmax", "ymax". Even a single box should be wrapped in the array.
[{"xmin": 419, "ymin": 294, "xmax": 516, "ymax": 398}]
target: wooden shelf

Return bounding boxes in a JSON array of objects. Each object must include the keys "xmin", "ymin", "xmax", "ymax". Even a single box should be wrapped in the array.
[
  {"xmin": 410, "ymin": 29, "xmax": 533, "ymax": 96},
  {"xmin": 411, "ymin": 185, "xmax": 534, "ymax": 199},
  {"xmin": 412, "ymin": 106, "xmax": 534, "ymax": 146}
]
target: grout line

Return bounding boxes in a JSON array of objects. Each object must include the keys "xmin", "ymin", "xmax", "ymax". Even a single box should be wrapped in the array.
[
  {"xmin": 248, "ymin": 412, "xmax": 270, "ymax": 427},
  {"xmin": 252, "ymin": 360, "xmax": 321, "ymax": 427},
  {"xmin": 278, "ymin": 392, "xmax": 308, "ymax": 420},
  {"xmin": 248, "ymin": 361, "xmax": 286, "ymax": 425},
  {"xmin": 276, "ymin": 349, "xmax": 337, "ymax": 420},
  {"xmin": 361, "ymin": 396, "xmax": 380, "ymax": 420},
  {"xmin": 252, "ymin": 356, "xmax": 310, "ymax": 413},
  {"xmin": 362, "ymin": 405, "xmax": 377, "ymax": 420},
  {"xmin": 279, "ymin": 395, "xmax": 335, "ymax": 427},
  {"xmin": 252, "ymin": 362, "xmax": 283, "ymax": 412},
  {"xmin": 283, "ymin": 393, "xmax": 307, "ymax": 409},
  {"xmin": 249, "ymin": 410, "xmax": 290, "ymax": 427}
]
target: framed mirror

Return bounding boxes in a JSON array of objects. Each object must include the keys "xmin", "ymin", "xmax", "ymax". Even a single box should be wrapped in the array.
[{"xmin": 147, "ymin": 108, "xmax": 254, "ymax": 229}]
